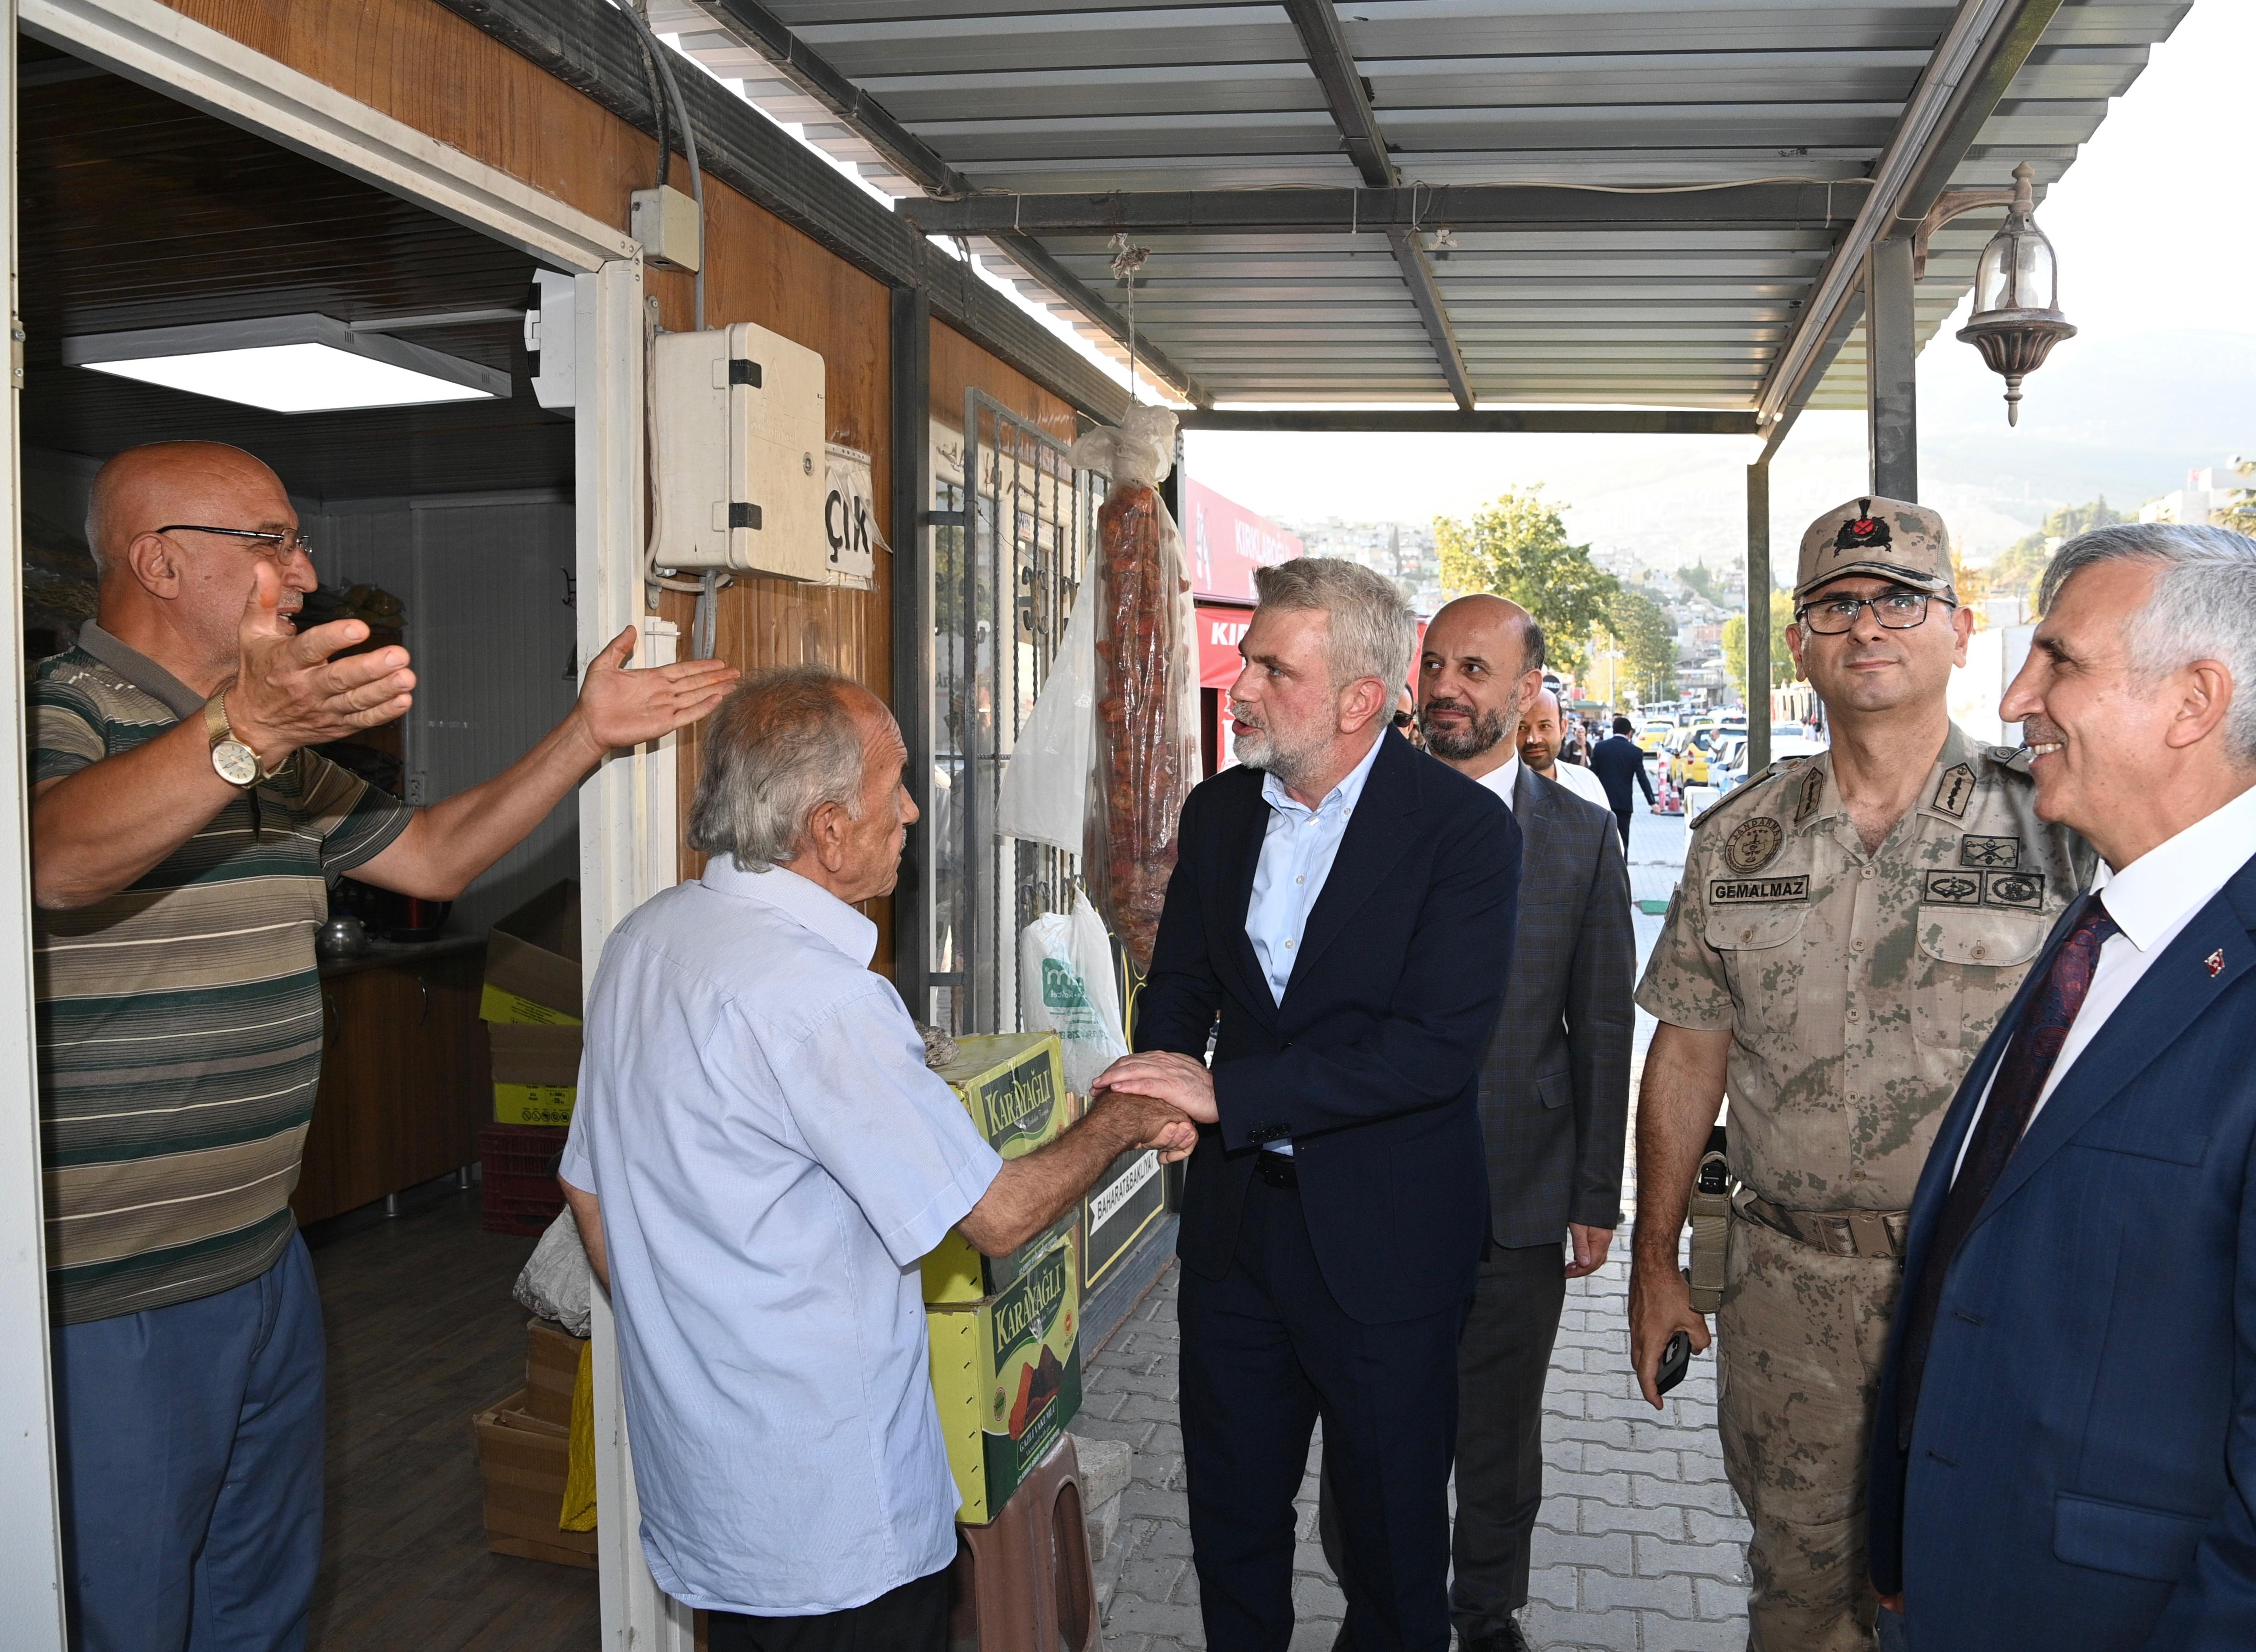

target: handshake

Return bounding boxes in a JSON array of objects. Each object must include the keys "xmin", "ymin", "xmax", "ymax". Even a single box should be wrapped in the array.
[{"xmin": 1090, "ymin": 1051, "xmax": 1217, "ymax": 1165}]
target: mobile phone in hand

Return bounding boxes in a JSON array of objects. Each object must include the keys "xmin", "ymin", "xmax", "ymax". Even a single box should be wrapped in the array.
[{"xmin": 1656, "ymin": 1329, "xmax": 1692, "ymax": 1396}]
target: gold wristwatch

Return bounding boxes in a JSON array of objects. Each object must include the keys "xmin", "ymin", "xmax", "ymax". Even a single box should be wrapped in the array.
[{"xmin": 203, "ymin": 693, "xmax": 263, "ymax": 787}]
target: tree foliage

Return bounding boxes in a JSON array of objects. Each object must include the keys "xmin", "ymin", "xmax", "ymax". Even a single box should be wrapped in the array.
[
  {"xmin": 1435, "ymin": 489, "xmax": 1619, "ymax": 674},
  {"xmin": 1987, "ymin": 497, "xmax": 2130, "ymax": 604},
  {"xmin": 1721, "ymin": 589, "xmax": 1798, "ymax": 700},
  {"xmin": 1603, "ymin": 588, "xmax": 1677, "ymax": 704},
  {"xmin": 2224, "ymin": 457, "xmax": 2256, "ymax": 537},
  {"xmin": 1676, "ymin": 562, "xmax": 1726, "ymax": 606}
]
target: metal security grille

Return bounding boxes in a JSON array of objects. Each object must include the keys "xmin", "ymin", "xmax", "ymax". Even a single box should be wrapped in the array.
[{"xmin": 931, "ymin": 390, "xmax": 1103, "ymax": 1036}]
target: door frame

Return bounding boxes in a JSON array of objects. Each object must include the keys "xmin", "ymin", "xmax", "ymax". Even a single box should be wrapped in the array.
[{"xmin": 3, "ymin": 3, "xmax": 680, "ymax": 1647}]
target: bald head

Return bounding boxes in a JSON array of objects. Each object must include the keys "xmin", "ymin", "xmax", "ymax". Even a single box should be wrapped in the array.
[
  {"xmin": 85, "ymin": 442, "xmax": 286, "ymax": 579},
  {"xmin": 1519, "ymin": 688, "xmax": 1567, "ymax": 774},
  {"xmin": 1416, "ymin": 593, "xmax": 1547, "ymax": 772},
  {"xmin": 1428, "ymin": 593, "xmax": 1545, "ymax": 679}
]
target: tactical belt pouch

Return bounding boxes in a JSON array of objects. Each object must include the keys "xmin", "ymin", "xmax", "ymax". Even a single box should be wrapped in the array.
[
  {"xmin": 1685, "ymin": 1145, "xmax": 1731, "ymax": 1313},
  {"xmin": 1732, "ymin": 1186, "xmax": 1909, "ymax": 1260}
]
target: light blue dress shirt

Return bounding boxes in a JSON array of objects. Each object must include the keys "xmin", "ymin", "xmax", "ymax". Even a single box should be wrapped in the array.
[
  {"xmin": 559, "ymin": 860, "xmax": 1003, "ymax": 1615},
  {"xmin": 1244, "ymin": 732, "xmax": 1388, "ymax": 1153}
]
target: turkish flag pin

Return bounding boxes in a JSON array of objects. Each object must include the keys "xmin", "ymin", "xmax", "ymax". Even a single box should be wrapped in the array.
[{"xmin": 2208, "ymin": 949, "xmax": 2226, "ymax": 977}]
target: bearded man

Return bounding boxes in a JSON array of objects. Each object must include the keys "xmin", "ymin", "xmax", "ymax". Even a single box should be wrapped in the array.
[{"xmin": 1095, "ymin": 558, "xmax": 1520, "ymax": 1652}]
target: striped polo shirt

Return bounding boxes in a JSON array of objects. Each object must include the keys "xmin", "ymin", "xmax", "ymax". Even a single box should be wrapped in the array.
[{"xmin": 31, "ymin": 622, "xmax": 415, "ymax": 1324}]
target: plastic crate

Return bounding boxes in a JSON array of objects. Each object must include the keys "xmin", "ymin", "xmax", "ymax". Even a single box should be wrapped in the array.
[{"xmin": 480, "ymin": 1123, "xmax": 567, "ymax": 1236}]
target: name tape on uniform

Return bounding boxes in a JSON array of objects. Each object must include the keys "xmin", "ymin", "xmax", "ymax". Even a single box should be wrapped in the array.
[{"xmin": 1712, "ymin": 876, "xmax": 1810, "ymax": 905}]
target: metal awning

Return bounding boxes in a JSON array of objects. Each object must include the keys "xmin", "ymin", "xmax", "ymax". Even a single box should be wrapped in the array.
[{"xmin": 649, "ymin": 0, "xmax": 2186, "ymax": 420}]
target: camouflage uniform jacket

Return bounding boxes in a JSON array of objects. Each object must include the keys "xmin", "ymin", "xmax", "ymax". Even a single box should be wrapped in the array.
[{"xmin": 1636, "ymin": 723, "xmax": 2095, "ymax": 1212}]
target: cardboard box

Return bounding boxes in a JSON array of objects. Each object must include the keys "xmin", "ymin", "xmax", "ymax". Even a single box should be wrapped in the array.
[
  {"xmin": 490, "ymin": 1022, "xmax": 582, "ymax": 1125},
  {"xmin": 924, "ymin": 1208, "xmax": 1080, "ymax": 1305},
  {"xmin": 484, "ymin": 883, "xmax": 583, "ymax": 1025},
  {"xmin": 927, "ymin": 1233, "xmax": 1082, "ymax": 1523},
  {"xmin": 920, "ymin": 1035, "xmax": 1071, "ymax": 1302},
  {"xmin": 471, "ymin": 1389, "xmax": 595, "ymax": 1569},
  {"xmin": 524, "ymin": 1316, "xmax": 586, "ymax": 1428},
  {"xmin": 936, "ymin": 1033, "xmax": 1066, "ymax": 1156},
  {"xmin": 1083, "ymin": 1146, "xmax": 1166, "ymax": 1293}
]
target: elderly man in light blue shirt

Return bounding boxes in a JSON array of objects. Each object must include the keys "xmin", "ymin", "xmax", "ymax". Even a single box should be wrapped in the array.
[{"xmin": 559, "ymin": 666, "xmax": 1191, "ymax": 1652}]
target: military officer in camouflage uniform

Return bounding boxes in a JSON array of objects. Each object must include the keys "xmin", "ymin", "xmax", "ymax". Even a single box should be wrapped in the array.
[{"xmin": 1627, "ymin": 497, "xmax": 2093, "ymax": 1652}]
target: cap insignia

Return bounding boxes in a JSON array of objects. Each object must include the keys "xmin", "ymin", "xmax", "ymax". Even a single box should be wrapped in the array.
[{"xmin": 1833, "ymin": 497, "xmax": 1892, "ymax": 557}]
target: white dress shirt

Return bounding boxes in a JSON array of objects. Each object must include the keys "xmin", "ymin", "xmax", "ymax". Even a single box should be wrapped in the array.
[
  {"xmin": 1954, "ymin": 781, "xmax": 2256, "ymax": 1178},
  {"xmin": 1545, "ymin": 758, "xmax": 1613, "ymax": 811},
  {"xmin": 1472, "ymin": 752, "xmax": 1522, "ymax": 810},
  {"xmin": 1245, "ymin": 731, "xmax": 1388, "ymax": 1153},
  {"xmin": 559, "ymin": 861, "xmax": 1003, "ymax": 1614}
]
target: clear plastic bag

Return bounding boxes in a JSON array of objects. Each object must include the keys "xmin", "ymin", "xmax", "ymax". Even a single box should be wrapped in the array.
[
  {"xmin": 1068, "ymin": 406, "xmax": 1199, "ymax": 973},
  {"xmin": 996, "ymin": 545, "xmax": 1096, "ymax": 856},
  {"xmin": 513, "ymin": 1207, "xmax": 594, "ymax": 1338}
]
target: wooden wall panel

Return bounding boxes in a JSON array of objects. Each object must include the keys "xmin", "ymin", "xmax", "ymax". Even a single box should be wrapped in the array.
[
  {"xmin": 154, "ymin": 0, "xmax": 1091, "ymax": 977},
  {"xmin": 931, "ymin": 321, "xmax": 1079, "ymax": 444}
]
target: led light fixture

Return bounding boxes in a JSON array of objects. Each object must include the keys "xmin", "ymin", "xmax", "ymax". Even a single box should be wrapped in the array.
[{"xmin": 60, "ymin": 313, "xmax": 511, "ymax": 414}]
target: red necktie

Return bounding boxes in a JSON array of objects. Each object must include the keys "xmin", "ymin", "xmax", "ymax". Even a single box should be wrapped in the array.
[{"xmin": 1896, "ymin": 895, "xmax": 2119, "ymax": 1442}]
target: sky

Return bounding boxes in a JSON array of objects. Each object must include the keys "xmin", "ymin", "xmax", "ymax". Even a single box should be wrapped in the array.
[{"xmin": 1182, "ymin": 0, "xmax": 2256, "ymax": 570}]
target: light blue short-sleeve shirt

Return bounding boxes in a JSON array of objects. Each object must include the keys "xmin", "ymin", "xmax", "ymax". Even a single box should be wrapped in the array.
[{"xmin": 559, "ymin": 860, "xmax": 1003, "ymax": 1615}]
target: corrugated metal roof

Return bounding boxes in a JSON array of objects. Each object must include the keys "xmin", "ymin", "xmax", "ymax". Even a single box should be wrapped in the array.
[{"xmin": 650, "ymin": 0, "xmax": 2189, "ymax": 410}]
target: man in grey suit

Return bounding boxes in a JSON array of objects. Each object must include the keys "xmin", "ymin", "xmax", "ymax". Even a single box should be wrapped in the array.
[{"xmin": 1322, "ymin": 593, "xmax": 1636, "ymax": 1652}]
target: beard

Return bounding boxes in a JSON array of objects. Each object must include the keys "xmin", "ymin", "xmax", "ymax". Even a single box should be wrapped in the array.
[
  {"xmin": 1231, "ymin": 705, "xmax": 1330, "ymax": 788},
  {"xmin": 1419, "ymin": 697, "xmax": 1509, "ymax": 762}
]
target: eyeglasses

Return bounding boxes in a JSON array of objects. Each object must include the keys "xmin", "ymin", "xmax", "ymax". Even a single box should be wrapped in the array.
[
  {"xmin": 1794, "ymin": 589, "xmax": 1953, "ymax": 635},
  {"xmin": 156, "ymin": 524, "xmax": 315, "ymax": 563}
]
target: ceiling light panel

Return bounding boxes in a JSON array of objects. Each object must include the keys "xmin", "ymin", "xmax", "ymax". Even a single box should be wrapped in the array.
[{"xmin": 60, "ymin": 313, "xmax": 511, "ymax": 414}]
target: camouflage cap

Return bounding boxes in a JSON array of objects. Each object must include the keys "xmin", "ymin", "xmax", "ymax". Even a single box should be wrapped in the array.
[{"xmin": 1794, "ymin": 496, "xmax": 1953, "ymax": 601}]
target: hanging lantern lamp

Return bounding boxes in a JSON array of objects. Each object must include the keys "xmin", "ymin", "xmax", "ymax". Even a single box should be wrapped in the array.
[{"xmin": 1956, "ymin": 162, "xmax": 2076, "ymax": 426}]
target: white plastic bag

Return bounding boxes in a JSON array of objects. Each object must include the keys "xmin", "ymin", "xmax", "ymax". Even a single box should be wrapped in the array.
[
  {"xmin": 513, "ymin": 1207, "xmax": 594, "ymax": 1338},
  {"xmin": 1019, "ymin": 892, "xmax": 1130, "ymax": 1095},
  {"xmin": 996, "ymin": 548, "xmax": 1096, "ymax": 855}
]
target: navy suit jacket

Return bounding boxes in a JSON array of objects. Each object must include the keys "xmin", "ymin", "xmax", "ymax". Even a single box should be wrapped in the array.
[
  {"xmin": 1134, "ymin": 730, "xmax": 1521, "ymax": 1325},
  {"xmin": 1870, "ymin": 854, "xmax": 2256, "ymax": 1651}
]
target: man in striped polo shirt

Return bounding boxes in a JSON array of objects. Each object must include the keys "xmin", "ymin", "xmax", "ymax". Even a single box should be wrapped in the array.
[{"xmin": 30, "ymin": 441, "xmax": 737, "ymax": 1651}]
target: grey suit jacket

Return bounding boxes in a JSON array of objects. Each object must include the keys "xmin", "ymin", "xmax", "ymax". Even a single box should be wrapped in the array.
[{"xmin": 1479, "ymin": 766, "xmax": 1636, "ymax": 1249}]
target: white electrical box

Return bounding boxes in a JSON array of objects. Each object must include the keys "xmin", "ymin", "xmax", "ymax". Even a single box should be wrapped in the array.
[
  {"xmin": 653, "ymin": 322, "xmax": 828, "ymax": 580},
  {"xmin": 630, "ymin": 185, "xmax": 702, "ymax": 271}
]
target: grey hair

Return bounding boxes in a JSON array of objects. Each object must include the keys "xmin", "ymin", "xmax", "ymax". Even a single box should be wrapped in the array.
[
  {"xmin": 686, "ymin": 667, "xmax": 865, "ymax": 870},
  {"xmin": 2041, "ymin": 522, "xmax": 2256, "ymax": 763},
  {"xmin": 1252, "ymin": 557, "xmax": 1415, "ymax": 692}
]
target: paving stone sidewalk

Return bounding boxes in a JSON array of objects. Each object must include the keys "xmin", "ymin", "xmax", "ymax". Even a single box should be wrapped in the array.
[{"xmin": 1077, "ymin": 804, "xmax": 1753, "ymax": 1651}]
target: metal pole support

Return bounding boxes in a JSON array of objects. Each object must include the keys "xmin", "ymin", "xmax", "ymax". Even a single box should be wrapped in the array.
[
  {"xmin": 1865, "ymin": 236, "xmax": 1918, "ymax": 500},
  {"xmin": 1747, "ymin": 459, "xmax": 1772, "ymax": 777},
  {"xmin": 889, "ymin": 284, "xmax": 934, "ymax": 1023}
]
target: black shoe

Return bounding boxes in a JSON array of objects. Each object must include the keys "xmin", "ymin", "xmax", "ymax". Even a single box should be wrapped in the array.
[{"xmin": 1461, "ymin": 1620, "xmax": 1536, "ymax": 1652}]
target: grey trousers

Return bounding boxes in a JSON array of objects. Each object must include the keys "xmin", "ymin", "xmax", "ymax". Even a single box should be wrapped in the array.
[{"xmin": 1320, "ymin": 1242, "xmax": 1568, "ymax": 1642}]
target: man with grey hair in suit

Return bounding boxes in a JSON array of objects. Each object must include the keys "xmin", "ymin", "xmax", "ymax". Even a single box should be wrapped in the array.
[{"xmin": 1320, "ymin": 592, "xmax": 1635, "ymax": 1652}]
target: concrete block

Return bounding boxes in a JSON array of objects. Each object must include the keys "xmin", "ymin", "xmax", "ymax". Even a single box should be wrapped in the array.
[{"xmin": 1070, "ymin": 1432, "xmax": 1133, "ymax": 1509}]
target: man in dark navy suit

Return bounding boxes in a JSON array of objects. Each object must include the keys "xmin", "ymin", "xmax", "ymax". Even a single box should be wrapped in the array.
[
  {"xmin": 1871, "ymin": 523, "xmax": 2256, "ymax": 1650},
  {"xmin": 1586, "ymin": 715, "xmax": 1655, "ymax": 850},
  {"xmin": 1096, "ymin": 558, "xmax": 1520, "ymax": 1652}
]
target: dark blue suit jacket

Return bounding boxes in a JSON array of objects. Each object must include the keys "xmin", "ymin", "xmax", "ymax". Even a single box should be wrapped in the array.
[
  {"xmin": 1870, "ymin": 853, "xmax": 2256, "ymax": 1650},
  {"xmin": 1133, "ymin": 731, "xmax": 1520, "ymax": 1325}
]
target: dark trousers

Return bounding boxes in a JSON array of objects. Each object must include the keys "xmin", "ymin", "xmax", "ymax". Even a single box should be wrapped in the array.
[
  {"xmin": 1179, "ymin": 1172, "xmax": 1468, "ymax": 1652},
  {"xmin": 1320, "ymin": 1242, "xmax": 1569, "ymax": 1641},
  {"xmin": 706, "ymin": 1566, "xmax": 949, "ymax": 1652},
  {"xmin": 53, "ymin": 1235, "xmax": 326, "ymax": 1652},
  {"xmin": 1613, "ymin": 805, "xmax": 1634, "ymax": 852}
]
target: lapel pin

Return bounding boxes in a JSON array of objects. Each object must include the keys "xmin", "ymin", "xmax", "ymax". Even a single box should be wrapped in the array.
[{"xmin": 2207, "ymin": 949, "xmax": 2226, "ymax": 978}]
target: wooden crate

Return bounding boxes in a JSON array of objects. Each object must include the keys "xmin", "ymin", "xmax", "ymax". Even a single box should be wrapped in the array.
[{"xmin": 472, "ymin": 1389, "xmax": 595, "ymax": 1569}]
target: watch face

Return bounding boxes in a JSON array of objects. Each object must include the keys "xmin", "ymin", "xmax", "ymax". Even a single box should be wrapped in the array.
[{"xmin": 213, "ymin": 739, "xmax": 260, "ymax": 787}]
